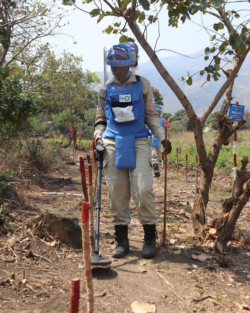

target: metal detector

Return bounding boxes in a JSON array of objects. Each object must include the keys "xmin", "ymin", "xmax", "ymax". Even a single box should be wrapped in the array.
[{"xmin": 90, "ymin": 144, "xmax": 112, "ymax": 266}]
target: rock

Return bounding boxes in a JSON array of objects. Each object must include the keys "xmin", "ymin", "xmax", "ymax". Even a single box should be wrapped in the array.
[
  {"xmin": 0, "ymin": 186, "xmax": 24, "ymax": 209},
  {"xmin": 26, "ymin": 210, "xmax": 82, "ymax": 248}
]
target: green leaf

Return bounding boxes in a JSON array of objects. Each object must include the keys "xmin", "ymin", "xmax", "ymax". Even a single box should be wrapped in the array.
[
  {"xmin": 200, "ymin": 71, "xmax": 204, "ymax": 76},
  {"xmin": 90, "ymin": 8, "xmax": 100, "ymax": 17},
  {"xmin": 210, "ymin": 35, "xmax": 216, "ymax": 41},
  {"xmin": 234, "ymin": 13, "xmax": 240, "ymax": 18},
  {"xmin": 213, "ymin": 23, "xmax": 219, "ymax": 31},
  {"xmin": 119, "ymin": 35, "xmax": 134, "ymax": 43},
  {"xmin": 139, "ymin": 12, "xmax": 145, "ymax": 23},
  {"xmin": 148, "ymin": 15, "xmax": 154, "ymax": 23},
  {"xmin": 207, "ymin": 74, "xmax": 211, "ymax": 81},
  {"xmin": 114, "ymin": 22, "xmax": 121, "ymax": 27},
  {"xmin": 204, "ymin": 56, "xmax": 209, "ymax": 60},
  {"xmin": 218, "ymin": 22, "xmax": 224, "ymax": 30},
  {"xmin": 139, "ymin": 0, "xmax": 150, "ymax": 10},
  {"xmin": 213, "ymin": 0, "xmax": 223, "ymax": 8},
  {"xmin": 121, "ymin": 28, "xmax": 128, "ymax": 32},
  {"xmin": 242, "ymin": 31, "xmax": 250, "ymax": 43},
  {"xmin": 232, "ymin": 40, "xmax": 241, "ymax": 49},
  {"xmin": 82, "ymin": 0, "xmax": 93, "ymax": 3},
  {"xmin": 134, "ymin": 10, "xmax": 141, "ymax": 21},
  {"xmin": 204, "ymin": 47, "xmax": 210, "ymax": 54},
  {"xmin": 62, "ymin": 0, "xmax": 75, "ymax": 5},
  {"xmin": 198, "ymin": 0, "xmax": 207, "ymax": 11},
  {"xmin": 214, "ymin": 57, "xmax": 221, "ymax": 65},
  {"xmin": 104, "ymin": 25, "xmax": 114, "ymax": 34},
  {"xmin": 186, "ymin": 77, "xmax": 192, "ymax": 86},
  {"xmin": 216, "ymin": 296, "xmax": 222, "ymax": 301},
  {"xmin": 97, "ymin": 14, "xmax": 104, "ymax": 23},
  {"xmin": 213, "ymin": 75, "xmax": 219, "ymax": 81},
  {"xmin": 237, "ymin": 42, "xmax": 247, "ymax": 54},
  {"xmin": 226, "ymin": 10, "xmax": 232, "ymax": 15},
  {"xmin": 211, "ymin": 47, "xmax": 216, "ymax": 53},
  {"xmin": 113, "ymin": 29, "xmax": 118, "ymax": 34},
  {"xmin": 219, "ymin": 42, "xmax": 228, "ymax": 52},
  {"xmin": 242, "ymin": 26, "xmax": 248, "ymax": 33},
  {"xmin": 119, "ymin": 0, "xmax": 131, "ymax": 10}
]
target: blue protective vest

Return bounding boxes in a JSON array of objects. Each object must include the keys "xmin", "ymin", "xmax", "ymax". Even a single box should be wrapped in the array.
[
  {"xmin": 102, "ymin": 77, "xmax": 151, "ymax": 169},
  {"xmin": 151, "ymin": 118, "xmax": 163, "ymax": 147}
]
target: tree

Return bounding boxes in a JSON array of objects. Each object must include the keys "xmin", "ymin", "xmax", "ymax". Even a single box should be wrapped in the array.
[
  {"xmin": 64, "ymin": 0, "xmax": 250, "ymax": 246},
  {"xmin": 152, "ymin": 87, "xmax": 164, "ymax": 106},
  {"xmin": 162, "ymin": 113, "xmax": 172, "ymax": 120}
]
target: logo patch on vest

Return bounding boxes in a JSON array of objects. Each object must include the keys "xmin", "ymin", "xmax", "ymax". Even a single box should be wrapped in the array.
[{"xmin": 119, "ymin": 94, "xmax": 131, "ymax": 102}]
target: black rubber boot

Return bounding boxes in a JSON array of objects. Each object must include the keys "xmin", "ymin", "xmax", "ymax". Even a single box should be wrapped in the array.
[
  {"xmin": 112, "ymin": 225, "xmax": 129, "ymax": 258},
  {"xmin": 142, "ymin": 224, "xmax": 156, "ymax": 259},
  {"xmin": 153, "ymin": 164, "xmax": 160, "ymax": 177}
]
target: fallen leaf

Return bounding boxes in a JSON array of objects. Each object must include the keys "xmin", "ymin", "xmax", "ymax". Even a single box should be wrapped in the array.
[
  {"xmin": 67, "ymin": 254, "xmax": 73, "ymax": 259},
  {"xmin": 178, "ymin": 228, "xmax": 187, "ymax": 233},
  {"xmin": 161, "ymin": 295, "xmax": 167, "ymax": 300},
  {"xmin": 139, "ymin": 261, "xmax": 147, "ymax": 266},
  {"xmin": 49, "ymin": 240, "xmax": 57, "ymax": 247},
  {"xmin": 192, "ymin": 264, "xmax": 198, "ymax": 268},
  {"xmin": 173, "ymin": 250, "xmax": 181, "ymax": 255},
  {"xmin": 209, "ymin": 228, "xmax": 217, "ymax": 235},
  {"xmin": 242, "ymin": 303, "xmax": 250, "ymax": 311},
  {"xmin": 170, "ymin": 239, "xmax": 176, "ymax": 245},
  {"xmin": 10, "ymin": 272, "xmax": 15, "ymax": 280},
  {"xmin": 5, "ymin": 256, "xmax": 15, "ymax": 263},
  {"xmin": 7, "ymin": 235, "xmax": 16, "ymax": 247},
  {"xmin": 216, "ymin": 241, "xmax": 223, "ymax": 254},
  {"xmin": 209, "ymin": 242, "xmax": 215, "ymax": 249},
  {"xmin": 131, "ymin": 301, "xmax": 156, "ymax": 313},
  {"xmin": 220, "ymin": 299, "xmax": 234, "ymax": 309},
  {"xmin": 192, "ymin": 254, "xmax": 208, "ymax": 262}
]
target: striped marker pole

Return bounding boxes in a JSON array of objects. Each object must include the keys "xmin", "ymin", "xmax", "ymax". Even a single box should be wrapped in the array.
[
  {"xmin": 233, "ymin": 131, "xmax": 237, "ymax": 195},
  {"xmin": 163, "ymin": 120, "xmax": 169, "ymax": 245},
  {"xmin": 161, "ymin": 152, "xmax": 164, "ymax": 169},
  {"xmin": 70, "ymin": 278, "xmax": 80, "ymax": 313}
]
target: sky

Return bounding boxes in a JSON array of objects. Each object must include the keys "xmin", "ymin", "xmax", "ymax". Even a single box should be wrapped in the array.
[
  {"xmin": 48, "ymin": 0, "xmax": 249, "ymax": 75},
  {"xmin": 51, "ymin": 0, "xmax": 237, "ymax": 72}
]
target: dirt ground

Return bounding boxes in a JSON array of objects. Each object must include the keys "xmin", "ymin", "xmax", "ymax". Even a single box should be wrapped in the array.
[{"xmin": 0, "ymin": 147, "xmax": 250, "ymax": 313}]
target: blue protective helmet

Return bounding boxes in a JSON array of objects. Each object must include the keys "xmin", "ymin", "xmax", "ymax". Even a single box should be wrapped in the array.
[
  {"xmin": 156, "ymin": 104, "xmax": 162, "ymax": 112},
  {"xmin": 107, "ymin": 42, "xmax": 138, "ymax": 67}
]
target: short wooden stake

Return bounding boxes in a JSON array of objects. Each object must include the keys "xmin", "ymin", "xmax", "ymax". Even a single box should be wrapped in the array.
[
  {"xmin": 70, "ymin": 278, "xmax": 80, "ymax": 313},
  {"xmin": 82, "ymin": 202, "xmax": 94, "ymax": 313},
  {"xmin": 80, "ymin": 157, "xmax": 89, "ymax": 202}
]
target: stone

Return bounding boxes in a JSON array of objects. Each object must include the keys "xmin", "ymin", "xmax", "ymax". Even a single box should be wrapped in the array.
[{"xmin": 26, "ymin": 209, "xmax": 82, "ymax": 248}]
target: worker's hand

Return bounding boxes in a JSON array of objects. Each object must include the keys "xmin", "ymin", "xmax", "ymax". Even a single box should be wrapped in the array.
[
  {"xmin": 161, "ymin": 139, "xmax": 172, "ymax": 154},
  {"xmin": 96, "ymin": 138, "xmax": 104, "ymax": 146}
]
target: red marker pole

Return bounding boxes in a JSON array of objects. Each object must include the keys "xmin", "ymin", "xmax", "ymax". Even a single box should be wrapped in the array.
[
  {"xmin": 80, "ymin": 157, "xmax": 89, "ymax": 202},
  {"xmin": 163, "ymin": 120, "xmax": 169, "ymax": 245},
  {"xmin": 70, "ymin": 278, "xmax": 80, "ymax": 313},
  {"xmin": 186, "ymin": 153, "xmax": 188, "ymax": 182},
  {"xmin": 81, "ymin": 202, "xmax": 94, "ymax": 313},
  {"xmin": 176, "ymin": 147, "xmax": 179, "ymax": 172},
  {"xmin": 87, "ymin": 154, "xmax": 91, "ymax": 165},
  {"xmin": 88, "ymin": 164, "xmax": 95, "ymax": 254},
  {"xmin": 233, "ymin": 131, "xmax": 237, "ymax": 195}
]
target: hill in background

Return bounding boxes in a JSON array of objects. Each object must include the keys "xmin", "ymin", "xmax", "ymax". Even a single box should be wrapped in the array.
[{"xmin": 96, "ymin": 52, "xmax": 250, "ymax": 115}]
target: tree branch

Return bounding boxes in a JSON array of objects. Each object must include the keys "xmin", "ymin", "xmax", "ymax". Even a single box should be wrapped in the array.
[{"xmin": 200, "ymin": 48, "xmax": 250, "ymax": 128}]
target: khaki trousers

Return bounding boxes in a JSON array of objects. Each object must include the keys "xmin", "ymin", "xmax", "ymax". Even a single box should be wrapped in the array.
[
  {"xmin": 103, "ymin": 137, "xmax": 158, "ymax": 226},
  {"xmin": 151, "ymin": 142, "xmax": 162, "ymax": 166}
]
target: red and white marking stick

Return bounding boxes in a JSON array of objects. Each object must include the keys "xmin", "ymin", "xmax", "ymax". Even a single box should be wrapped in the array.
[
  {"xmin": 70, "ymin": 278, "xmax": 80, "ymax": 313},
  {"xmin": 82, "ymin": 202, "xmax": 94, "ymax": 313},
  {"xmin": 163, "ymin": 119, "xmax": 169, "ymax": 245},
  {"xmin": 88, "ymin": 164, "xmax": 95, "ymax": 254},
  {"xmin": 233, "ymin": 131, "xmax": 237, "ymax": 181},
  {"xmin": 161, "ymin": 152, "xmax": 164, "ymax": 169}
]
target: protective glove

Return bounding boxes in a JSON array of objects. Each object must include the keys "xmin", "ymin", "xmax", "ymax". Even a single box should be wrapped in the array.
[{"xmin": 161, "ymin": 139, "xmax": 172, "ymax": 154}]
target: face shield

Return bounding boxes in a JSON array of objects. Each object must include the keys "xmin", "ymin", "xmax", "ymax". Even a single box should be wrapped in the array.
[{"xmin": 156, "ymin": 105, "xmax": 163, "ymax": 118}]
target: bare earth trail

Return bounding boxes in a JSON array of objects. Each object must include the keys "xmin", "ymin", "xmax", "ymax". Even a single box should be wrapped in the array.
[{"xmin": 0, "ymin": 148, "xmax": 250, "ymax": 313}]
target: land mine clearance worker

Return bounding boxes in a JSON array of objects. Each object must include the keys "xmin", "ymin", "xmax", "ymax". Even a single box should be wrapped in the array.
[
  {"xmin": 150, "ymin": 104, "xmax": 165, "ymax": 178},
  {"xmin": 94, "ymin": 42, "xmax": 172, "ymax": 259}
]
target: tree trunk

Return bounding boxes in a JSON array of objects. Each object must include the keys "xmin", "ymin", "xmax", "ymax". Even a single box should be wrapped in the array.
[{"xmin": 215, "ymin": 157, "xmax": 250, "ymax": 246}]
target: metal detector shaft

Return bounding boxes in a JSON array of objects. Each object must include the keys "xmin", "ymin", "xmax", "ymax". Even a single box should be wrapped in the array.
[{"xmin": 94, "ymin": 157, "xmax": 103, "ymax": 255}]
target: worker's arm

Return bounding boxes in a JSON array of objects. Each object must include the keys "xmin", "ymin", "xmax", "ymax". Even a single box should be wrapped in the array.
[{"xmin": 94, "ymin": 84, "xmax": 107, "ymax": 145}]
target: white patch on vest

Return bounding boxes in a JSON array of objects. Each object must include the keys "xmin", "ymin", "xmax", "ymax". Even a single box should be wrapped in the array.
[
  {"xmin": 119, "ymin": 94, "xmax": 131, "ymax": 102},
  {"xmin": 152, "ymin": 97, "xmax": 155, "ymax": 104},
  {"xmin": 112, "ymin": 106, "xmax": 135, "ymax": 122}
]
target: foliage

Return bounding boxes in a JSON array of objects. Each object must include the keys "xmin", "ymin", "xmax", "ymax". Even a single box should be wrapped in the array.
[
  {"xmin": 163, "ymin": 113, "xmax": 172, "ymax": 120},
  {"xmin": 204, "ymin": 111, "xmax": 219, "ymax": 132},
  {"xmin": 0, "ymin": 66, "xmax": 37, "ymax": 138},
  {"xmin": 152, "ymin": 87, "xmax": 164, "ymax": 106},
  {"xmin": 168, "ymin": 109, "xmax": 194, "ymax": 132}
]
